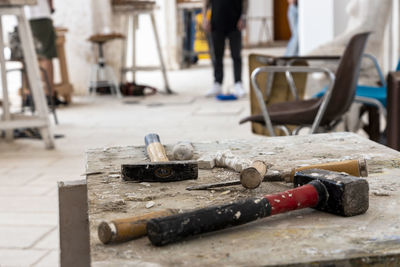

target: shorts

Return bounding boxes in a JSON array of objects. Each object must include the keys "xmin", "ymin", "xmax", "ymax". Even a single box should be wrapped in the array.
[{"xmin": 29, "ymin": 18, "xmax": 57, "ymax": 59}]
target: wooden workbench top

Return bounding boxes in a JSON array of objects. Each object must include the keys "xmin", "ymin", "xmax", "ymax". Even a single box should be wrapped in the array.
[{"xmin": 86, "ymin": 132, "xmax": 400, "ymax": 266}]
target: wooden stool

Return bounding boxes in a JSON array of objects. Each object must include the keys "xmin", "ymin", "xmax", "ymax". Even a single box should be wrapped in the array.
[
  {"xmin": 88, "ymin": 33, "xmax": 124, "ymax": 97},
  {"xmin": 0, "ymin": 2, "xmax": 54, "ymax": 149},
  {"xmin": 113, "ymin": 0, "xmax": 173, "ymax": 94}
]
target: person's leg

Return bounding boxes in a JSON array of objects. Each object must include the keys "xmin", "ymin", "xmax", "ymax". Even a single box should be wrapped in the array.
[
  {"xmin": 228, "ymin": 30, "xmax": 245, "ymax": 97},
  {"xmin": 284, "ymin": 4, "xmax": 299, "ymax": 56},
  {"xmin": 38, "ymin": 58, "xmax": 53, "ymax": 96},
  {"xmin": 211, "ymin": 31, "xmax": 225, "ymax": 84},
  {"xmin": 228, "ymin": 30, "xmax": 242, "ymax": 83},
  {"xmin": 205, "ymin": 31, "xmax": 225, "ymax": 96},
  {"xmin": 30, "ymin": 18, "xmax": 58, "ymax": 101}
]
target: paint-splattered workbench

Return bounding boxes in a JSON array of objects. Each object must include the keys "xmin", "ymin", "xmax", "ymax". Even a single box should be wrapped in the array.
[{"xmin": 85, "ymin": 132, "xmax": 400, "ymax": 266}]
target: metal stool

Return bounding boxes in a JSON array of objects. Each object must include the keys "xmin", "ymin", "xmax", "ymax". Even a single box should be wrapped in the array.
[
  {"xmin": 0, "ymin": 2, "xmax": 54, "ymax": 149},
  {"xmin": 88, "ymin": 33, "xmax": 124, "ymax": 97}
]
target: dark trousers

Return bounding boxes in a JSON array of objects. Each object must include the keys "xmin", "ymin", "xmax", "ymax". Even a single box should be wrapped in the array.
[{"xmin": 211, "ymin": 30, "xmax": 242, "ymax": 84}]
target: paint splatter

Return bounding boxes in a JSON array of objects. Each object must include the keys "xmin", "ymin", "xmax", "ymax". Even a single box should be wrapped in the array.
[
  {"xmin": 146, "ymin": 201, "xmax": 155, "ymax": 209},
  {"xmin": 234, "ymin": 211, "xmax": 241, "ymax": 219}
]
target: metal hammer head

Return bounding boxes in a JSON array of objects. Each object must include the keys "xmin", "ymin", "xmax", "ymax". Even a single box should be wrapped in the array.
[
  {"xmin": 122, "ymin": 160, "xmax": 198, "ymax": 182},
  {"xmin": 294, "ymin": 169, "xmax": 369, "ymax": 217}
]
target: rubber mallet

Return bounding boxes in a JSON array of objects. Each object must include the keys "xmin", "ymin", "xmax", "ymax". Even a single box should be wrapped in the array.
[
  {"xmin": 147, "ymin": 169, "xmax": 369, "ymax": 246},
  {"xmin": 98, "ymin": 209, "xmax": 179, "ymax": 244},
  {"xmin": 122, "ymin": 133, "xmax": 198, "ymax": 182}
]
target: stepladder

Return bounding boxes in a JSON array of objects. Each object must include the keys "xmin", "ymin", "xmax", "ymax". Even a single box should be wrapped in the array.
[{"xmin": 0, "ymin": 4, "xmax": 55, "ymax": 149}]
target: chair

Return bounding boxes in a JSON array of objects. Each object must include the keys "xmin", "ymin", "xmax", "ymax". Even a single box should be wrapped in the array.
[
  {"xmin": 313, "ymin": 55, "xmax": 400, "ymax": 141},
  {"xmin": 313, "ymin": 54, "xmax": 393, "ymax": 118},
  {"xmin": 239, "ymin": 32, "xmax": 370, "ymax": 136}
]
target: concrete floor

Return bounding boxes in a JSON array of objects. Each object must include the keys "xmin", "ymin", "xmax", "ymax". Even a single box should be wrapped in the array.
[{"xmin": 0, "ymin": 47, "xmax": 291, "ymax": 266}]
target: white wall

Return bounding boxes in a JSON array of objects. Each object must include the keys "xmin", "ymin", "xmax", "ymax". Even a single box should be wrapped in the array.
[
  {"xmin": 50, "ymin": 0, "xmax": 172, "ymax": 94},
  {"xmin": 333, "ymin": 0, "xmax": 349, "ymax": 36},
  {"xmin": 298, "ymin": 0, "xmax": 350, "ymax": 55},
  {"xmin": 247, "ymin": 0, "xmax": 273, "ymax": 45},
  {"xmin": 298, "ymin": 0, "xmax": 334, "ymax": 55},
  {"xmin": 52, "ymin": 0, "xmax": 94, "ymax": 94}
]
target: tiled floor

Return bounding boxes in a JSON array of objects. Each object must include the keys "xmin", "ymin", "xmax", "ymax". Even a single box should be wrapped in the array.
[{"xmin": 0, "ymin": 47, "xmax": 287, "ymax": 266}]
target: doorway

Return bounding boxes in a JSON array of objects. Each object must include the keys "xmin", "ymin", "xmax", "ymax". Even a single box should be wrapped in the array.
[{"xmin": 273, "ymin": 0, "xmax": 290, "ymax": 40}]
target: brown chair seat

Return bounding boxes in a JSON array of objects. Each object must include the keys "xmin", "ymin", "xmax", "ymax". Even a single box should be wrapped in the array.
[{"xmin": 240, "ymin": 98, "xmax": 322, "ymax": 126}]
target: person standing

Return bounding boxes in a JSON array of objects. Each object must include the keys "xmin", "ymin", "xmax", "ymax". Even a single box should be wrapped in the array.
[
  {"xmin": 25, "ymin": 0, "xmax": 59, "ymax": 104},
  {"xmin": 202, "ymin": 0, "xmax": 248, "ymax": 98},
  {"xmin": 284, "ymin": 0, "xmax": 299, "ymax": 56}
]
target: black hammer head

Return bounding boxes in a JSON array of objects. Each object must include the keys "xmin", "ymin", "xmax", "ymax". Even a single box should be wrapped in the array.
[
  {"xmin": 294, "ymin": 169, "xmax": 369, "ymax": 217},
  {"xmin": 122, "ymin": 160, "xmax": 198, "ymax": 182}
]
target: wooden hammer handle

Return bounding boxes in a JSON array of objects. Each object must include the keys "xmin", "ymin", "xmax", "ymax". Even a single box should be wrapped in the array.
[
  {"xmin": 98, "ymin": 209, "xmax": 179, "ymax": 244},
  {"xmin": 145, "ymin": 133, "xmax": 169, "ymax": 162},
  {"xmin": 240, "ymin": 160, "xmax": 268, "ymax": 189},
  {"xmin": 288, "ymin": 159, "xmax": 368, "ymax": 183},
  {"xmin": 147, "ymin": 181, "xmax": 326, "ymax": 246}
]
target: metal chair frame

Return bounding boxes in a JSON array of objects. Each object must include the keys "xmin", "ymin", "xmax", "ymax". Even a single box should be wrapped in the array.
[{"xmin": 251, "ymin": 66, "xmax": 335, "ymax": 136}]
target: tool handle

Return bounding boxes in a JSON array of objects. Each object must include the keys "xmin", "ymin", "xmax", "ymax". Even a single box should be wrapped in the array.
[
  {"xmin": 240, "ymin": 160, "xmax": 268, "ymax": 189},
  {"xmin": 98, "ymin": 209, "xmax": 179, "ymax": 244},
  {"xmin": 288, "ymin": 159, "xmax": 368, "ymax": 183},
  {"xmin": 147, "ymin": 180, "xmax": 326, "ymax": 246},
  {"xmin": 145, "ymin": 133, "xmax": 169, "ymax": 162},
  {"xmin": 265, "ymin": 180, "xmax": 327, "ymax": 215}
]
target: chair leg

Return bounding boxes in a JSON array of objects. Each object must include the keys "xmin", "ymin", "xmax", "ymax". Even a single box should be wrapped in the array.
[
  {"xmin": 89, "ymin": 64, "xmax": 98, "ymax": 96},
  {"xmin": 0, "ymin": 16, "xmax": 13, "ymax": 141},
  {"xmin": 105, "ymin": 65, "xmax": 122, "ymax": 98},
  {"xmin": 361, "ymin": 105, "xmax": 380, "ymax": 142}
]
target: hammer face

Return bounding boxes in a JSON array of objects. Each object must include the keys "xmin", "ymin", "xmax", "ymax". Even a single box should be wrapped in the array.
[
  {"xmin": 294, "ymin": 169, "xmax": 369, "ymax": 217},
  {"xmin": 122, "ymin": 160, "xmax": 198, "ymax": 182}
]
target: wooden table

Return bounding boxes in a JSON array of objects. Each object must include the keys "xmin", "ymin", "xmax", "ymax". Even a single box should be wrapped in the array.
[{"xmin": 81, "ymin": 132, "xmax": 400, "ymax": 266}]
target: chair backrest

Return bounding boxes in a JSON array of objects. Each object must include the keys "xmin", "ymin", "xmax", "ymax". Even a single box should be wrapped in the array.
[{"xmin": 323, "ymin": 32, "xmax": 370, "ymax": 123}]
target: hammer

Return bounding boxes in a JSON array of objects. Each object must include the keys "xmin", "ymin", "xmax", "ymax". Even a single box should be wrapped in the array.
[
  {"xmin": 186, "ymin": 159, "xmax": 368, "ymax": 190},
  {"xmin": 147, "ymin": 169, "xmax": 369, "ymax": 246},
  {"xmin": 122, "ymin": 133, "xmax": 198, "ymax": 182}
]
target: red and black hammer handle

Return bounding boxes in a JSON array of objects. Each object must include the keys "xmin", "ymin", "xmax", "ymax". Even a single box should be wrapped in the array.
[{"xmin": 147, "ymin": 180, "xmax": 328, "ymax": 246}]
